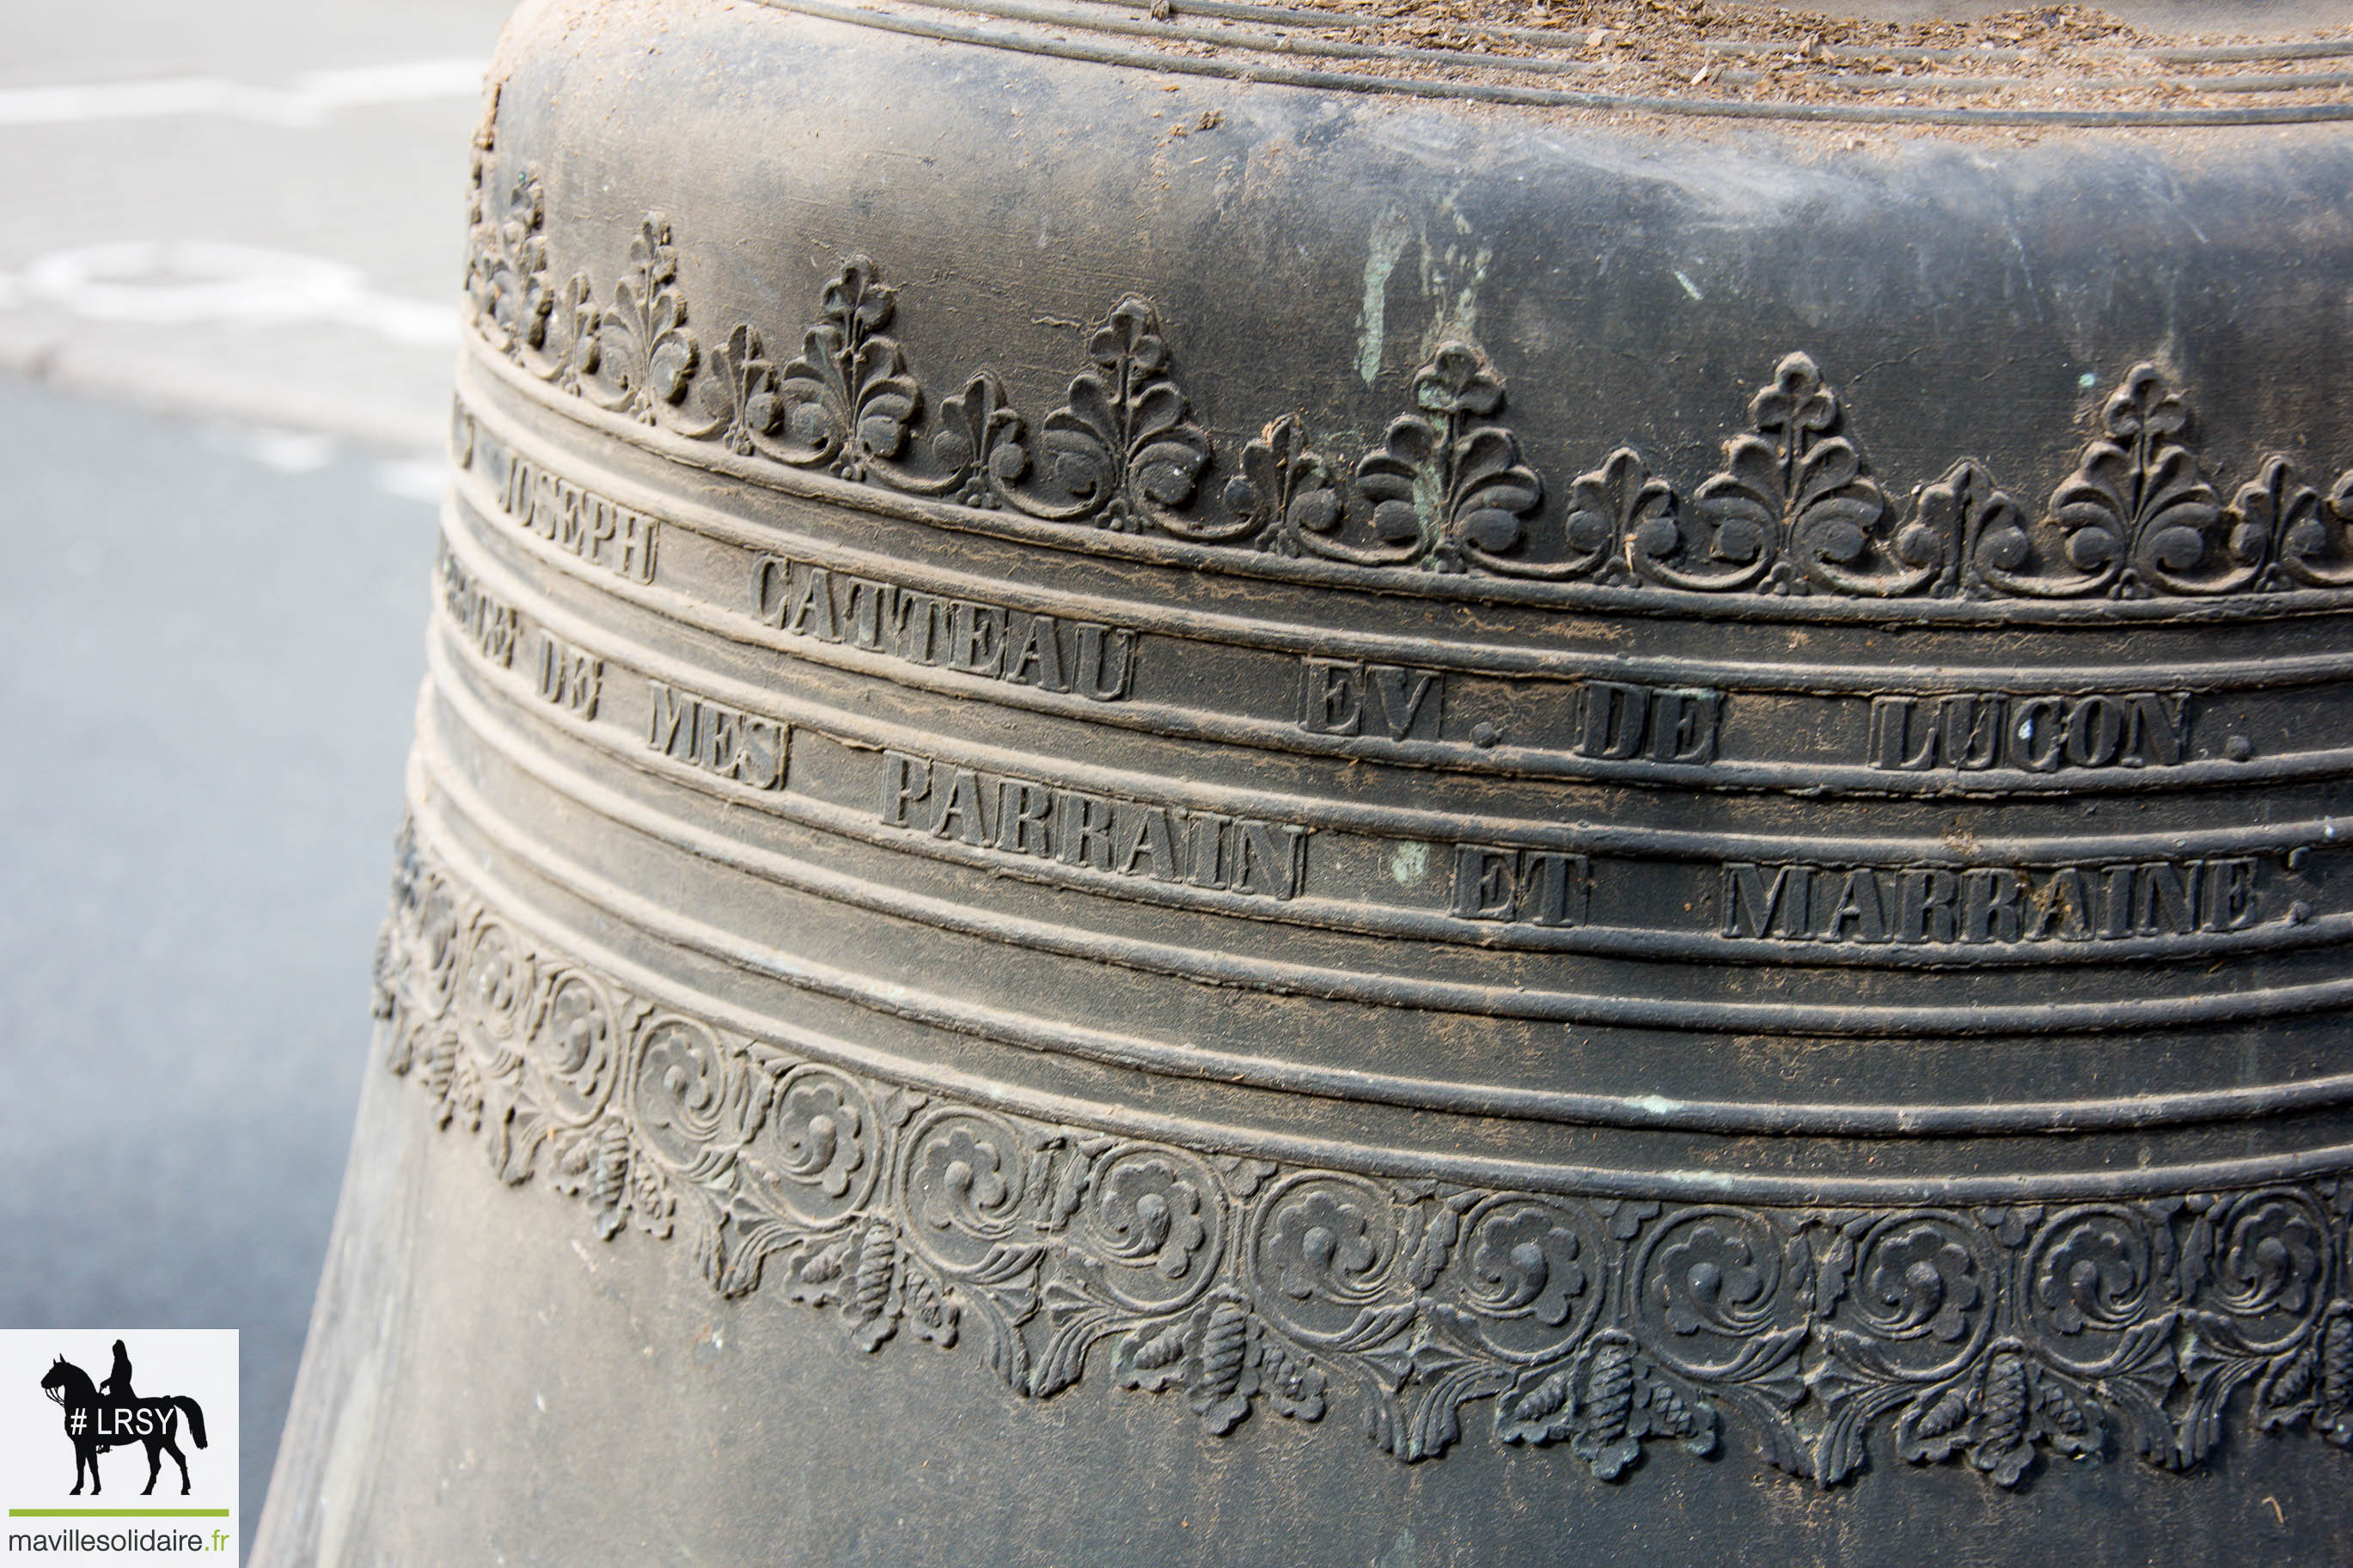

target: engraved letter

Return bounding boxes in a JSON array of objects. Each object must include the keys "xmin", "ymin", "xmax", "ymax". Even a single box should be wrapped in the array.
[
  {"xmin": 1112, "ymin": 801, "xmax": 1180, "ymax": 881},
  {"xmin": 1453, "ymin": 845, "xmax": 1518, "ymax": 921},
  {"xmin": 784, "ymin": 564, "xmax": 841, "ymax": 642},
  {"xmin": 2026, "ymin": 866, "xmax": 2093, "ymax": 941},
  {"xmin": 1184, "ymin": 812, "xmax": 1231, "ymax": 889},
  {"xmin": 1960, "ymin": 868, "xmax": 2025, "ymax": 943},
  {"xmin": 552, "ymin": 479, "xmax": 585, "ymax": 555},
  {"xmin": 1647, "ymin": 689, "xmax": 1720, "ymax": 765},
  {"xmin": 2096, "ymin": 864, "xmax": 2136, "ymax": 939},
  {"xmin": 1054, "ymin": 790, "xmax": 1116, "ymax": 871},
  {"xmin": 700, "ymin": 705, "xmax": 740, "ymax": 779},
  {"xmin": 1074, "ymin": 624, "xmax": 1136, "ymax": 701},
  {"xmin": 929, "ymin": 767, "xmax": 993, "ymax": 846},
  {"xmin": 2125, "ymin": 692, "xmax": 2191, "ymax": 767},
  {"xmin": 1577, "ymin": 682, "xmax": 1647, "ymax": 760},
  {"xmin": 1895, "ymin": 868, "xmax": 1959, "ymax": 943},
  {"xmin": 531, "ymin": 468, "xmax": 561, "ymax": 541},
  {"xmin": 502, "ymin": 454, "xmax": 535, "ymax": 521},
  {"xmin": 1722, "ymin": 863, "xmax": 1804, "ymax": 939},
  {"xmin": 1004, "ymin": 613, "xmax": 1070, "ymax": 692},
  {"xmin": 842, "ymin": 577, "xmax": 892, "ymax": 650},
  {"xmin": 535, "ymin": 633, "xmax": 600, "ymax": 719},
  {"xmin": 584, "ymin": 491, "xmax": 618, "ymax": 568},
  {"xmin": 2008, "ymin": 698, "xmax": 2066, "ymax": 772},
  {"xmin": 1868, "ymin": 696, "xmax": 1933, "ymax": 771},
  {"xmin": 1367, "ymin": 664, "xmax": 1443, "ymax": 741},
  {"xmin": 880, "ymin": 752, "xmax": 931, "ymax": 827},
  {"xmin": 752, "ymin": 555, "xmax": 792, "ymax": 626},
  {"xmin": 2064, "ymin": 696, "xmax": 2126, "ymax": 768},
  {"xmin": 2203, "ymin": 857, "xmax": 2260, "ymax": 931},
  {"xmin": 1943, "ymin": 695, "xmax": 2004, "ymax": 771},
  {"xmin": 739, "ymin": 717, "xmax": 785, "ymax": 790},
  {"xmin": 2134, "ymin": 861, "xmax": 2199, "ymax": 937},
  {"xmin": 1519, "ymin": 851, "xmax": 1588, "ymax": 928},
  {"xmin": 1233, "ymin": 821, "xmax": 1306, "ymax": 900},
  {"xmin": 998, "ymin": 780, "xmax": 1054, "ymax": 857},
  {"xmin": 1817, "ymin": 867, "xmax": 1889, "ymax": 943},
  {"xmin": 1300, "ymin": 658, "xmax": 1365, "ymax": 735},
  {"xmin": 946, "ymin": 601, "xmax": 1006, "ymax": 676},
  {"xmin": 888, "ymin": 591, "xmax": 943, "ymax": 664},
  {"xmin": 615, "ymin": 506, "xmax": 657, "ymax": 583},
  {"xmin": 649, "ymin": 680, "xmax": 688, "ymax": 756}
]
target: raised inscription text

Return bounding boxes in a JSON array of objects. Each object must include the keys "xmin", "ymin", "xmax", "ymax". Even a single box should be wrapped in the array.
[
  {"xmin": 881, "ymin": 751, "xmax": 1305, "ymax": 899},
  {"xmin": 755, "ymin": 557, "xmax": 1136, "ymax": 701},
  {"xmin": 1720, "ymin": 857, "xmax": 2259, "ymax": 944},
  {"xmin": 1451, "ymin": 845, "xmax": 1590, "ymax": 927},
  {"xmin": 488, "ymin": 441, "xmax": 659, "ymax": 584},
  {"xmin": 646, "ymin": 681, "xmax": 786, "ymax": 790},
  {"xmin": 1867, "ymin": 692, "xmax": 2191, "ymax": 772},
  {"xmin": 437, "ymin": 546, "xmax": 517, "ymax": 668}
]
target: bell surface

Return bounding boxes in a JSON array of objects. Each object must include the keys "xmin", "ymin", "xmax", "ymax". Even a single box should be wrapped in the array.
[{"xmin": 256, "ymin": 0, "xmax": 2353, "ymax": 1560}]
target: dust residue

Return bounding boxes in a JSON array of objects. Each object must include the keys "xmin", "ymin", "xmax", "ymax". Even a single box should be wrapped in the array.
[{"xmin": 1069, "ymin": 0, "xmax": 2353, "ymax": 119}]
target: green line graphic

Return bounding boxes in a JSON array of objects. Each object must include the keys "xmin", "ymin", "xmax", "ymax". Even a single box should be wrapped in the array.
[{"xmin": 8, "ymin": 1507, "xmax": 230, "ymax": 1516}]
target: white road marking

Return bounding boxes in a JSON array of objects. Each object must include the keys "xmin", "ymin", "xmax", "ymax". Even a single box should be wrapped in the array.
[
  {"xmin": 239, "ymin": 429, "xmax": 338, "ymax": 473},
  {"xmin": 374, "ymin": 457, "xmax": 447, "ymax": 501},
  {"xmin": 0, "ymin": 58, "xmax": 486, "ymax": 128},
  {"xmin": 203, "ymin": 424, "xmax": 449, "ymax": 497},
  {"xmin": 2, "ymin": 241, "xmax": 456, "ymax": 345}
]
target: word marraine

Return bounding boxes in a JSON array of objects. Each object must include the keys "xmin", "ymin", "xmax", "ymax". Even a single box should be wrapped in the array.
[{"xmin": 1722, "ymin": 857, "xmax": 2262, "ymax": 944}]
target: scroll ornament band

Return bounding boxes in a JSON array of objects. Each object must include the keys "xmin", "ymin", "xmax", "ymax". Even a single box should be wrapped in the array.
[
  {"xmin": 380, "ymin": 824, "xmax": 2353, "ymax": 1487},
  {"xmin": 464, "ymin": 152, "xmax": 2353, "ymax": 605}
]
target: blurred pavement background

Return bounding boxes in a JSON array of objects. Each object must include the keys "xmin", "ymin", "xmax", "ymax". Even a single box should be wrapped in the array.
[{"xmin": 0, "ymin": 0, "xmax": 515, "ymax": 1544}]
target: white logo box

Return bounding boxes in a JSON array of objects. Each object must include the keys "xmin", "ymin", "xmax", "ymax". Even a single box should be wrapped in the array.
[{"xmin": 0, "ymin": 1330, "xmax": 238, "ymax": 1564}]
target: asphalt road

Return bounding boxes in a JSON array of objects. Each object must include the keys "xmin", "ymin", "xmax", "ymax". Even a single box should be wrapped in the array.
[
  {"xmin": 0, "ymin": 0, "xmax": 512, "ymax": 1544},
  {"xmin": 0, "ymin": 0, "xmax": 505, "ymax": 453},
  {"xmin": 0, "ymin": 379, "xmax": 443, "ymax": 1531}
]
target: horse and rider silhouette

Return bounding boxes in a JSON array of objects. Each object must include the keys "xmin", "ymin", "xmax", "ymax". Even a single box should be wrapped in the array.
[{"xmin": 37, "ymin": 1340, "xmax": 208, "ymax": 1496}]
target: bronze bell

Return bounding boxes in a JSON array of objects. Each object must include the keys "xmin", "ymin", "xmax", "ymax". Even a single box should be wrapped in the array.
[{"xmin": 256, "ymin": 0, "xmax": 2353, "ymax": 1559}]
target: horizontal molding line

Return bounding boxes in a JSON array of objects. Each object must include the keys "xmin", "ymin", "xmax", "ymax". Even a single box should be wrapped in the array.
[
  {"xmin": 462, "ymin": 349, "xmax": 2353, "ymax": 633},
  {"xmin": 437, "ymin": 509, "xmax": 2353, "ymax": 872},
  {"xmin": 457, "ymin": 389, "xmax": 2353, "ymax": 696},
  {"xmin": 750, "ymin": 0, "xmax": 2353, "ymax": 126},
  {"xmin": 442, "ymin": 467, "xmax": 2353, "ymax": 804},
  {"xmin": 400, "ymin": 788, "xmax": 2353, "ymax": 1203},
  {"xmin": 427, "ymin": 609, "xmax": 2353, "ymax": 981},
  {"xmin": 1085, "ymin": 0, "xmax": 2353, "ymax": 67},
  {"xmin": 1714, "ymin": 66, "xmax": 2353, "ymax": 95},
  {"xmin": 422, "ymin": 644, "xmax": 2353, "ymax": 1034},
  {"xmin": 1004, "ymin": 0, "xmax": 2353, "ymax": 95},
  {"xmin": 919, "ymin": 0, "xmax": 1606, "ymax": 76},
  {"xmin": 1698, "ymin": 33, "xmax": 2353, "ymax": 66}
]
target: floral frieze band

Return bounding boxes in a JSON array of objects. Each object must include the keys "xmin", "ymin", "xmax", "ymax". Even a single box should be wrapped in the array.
[
  {"xmin": 465, "ymin": 156, "xmax": 2353, "ymax": 605},
  {"xmin": 380, "ymin": 821, "xmax": 2353, "ymax": 1488}
]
